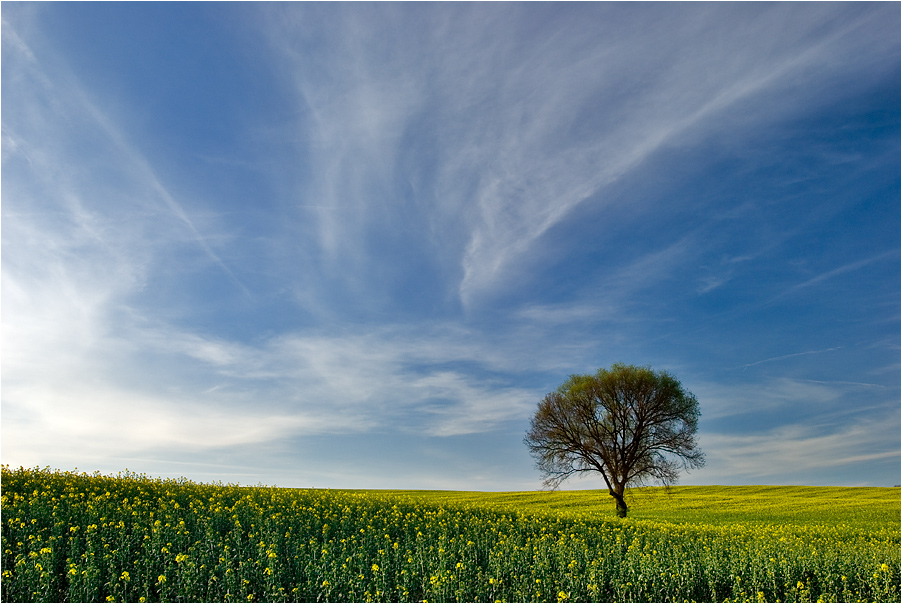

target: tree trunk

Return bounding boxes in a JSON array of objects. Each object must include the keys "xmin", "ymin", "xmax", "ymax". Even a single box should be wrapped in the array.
[{"xmin": 609, "ymin": 488, "xmax": 628, "ymax": 517}]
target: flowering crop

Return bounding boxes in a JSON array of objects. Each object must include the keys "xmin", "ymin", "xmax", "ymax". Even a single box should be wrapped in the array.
[{"xmin": 2, "ymin": 466, "xmax": 899, "ymax": 602}]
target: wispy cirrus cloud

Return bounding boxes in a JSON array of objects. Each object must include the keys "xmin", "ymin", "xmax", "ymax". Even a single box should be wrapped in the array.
[
  {"xmin": 738, "ymin": 347, "xmax": 845, "ymax": 370},
  {"xmin": 2, "ymin": 16, "xmax": 249, "ymax": 302},
  {"xmin": 3, "ymin": 315, "xmax": 550, "ymax": 468},
  {"xmin": 260, "ymin": 4, "xmax": 897, "ymax": 312},
  {"xmin": 698, "ymin": 419, "xmax": 900, "ymax": 484},
  {"xmin": 688, "ymin": 376, "xmax": 894, "ymax": 434},
  {"xmin": 772, "ymin": 250, "xmax": 899, "ymax": 302}
]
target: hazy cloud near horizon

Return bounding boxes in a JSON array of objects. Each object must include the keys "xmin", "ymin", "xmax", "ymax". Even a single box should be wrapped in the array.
[{"xmin": 2, "ymin": 3, "xmax": 899, "ymax": 489}]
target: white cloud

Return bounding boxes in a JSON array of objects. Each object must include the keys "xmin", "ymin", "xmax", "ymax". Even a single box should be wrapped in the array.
[
  {"xmin": 691, "ymin": 377, "xmax": 852, "ymax": 422},
  {"xmin": 405, "ymin": 372, "xmax": 535, "ymax": 437},
  {"xmin": 1, "ymin": 317, "xmax": 548, "ymax": 466},
  {"xmin": 514, "ymin": 303, "xmax": 619, "ymax": 325},
  {"xmin": 259, "ymin": 4, "xmax": 897, "ymax": 310},
  {"xmin": 698, "ymin": 419, "xmax": 900, "ymax": 484},
  {"xmin": 2, "ymin": 15, "xmax": 249, "ymax": 303},
  {"xmin": 772, "ymin": 250, "xmax": 899, "ymax": 301}
]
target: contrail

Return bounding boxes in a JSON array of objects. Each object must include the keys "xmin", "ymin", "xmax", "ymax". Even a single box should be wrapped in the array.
[
  {"xmin": 75, "ymin": 81, "xmax": 254, "ymax": 299},
  {"xmin": 740, "ymin": 346, "xmax": 843, "ymax": 370}
]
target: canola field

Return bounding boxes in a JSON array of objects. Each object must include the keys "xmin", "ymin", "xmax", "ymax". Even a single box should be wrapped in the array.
[{"xmin": 1, "ymin": 466, "xmax": 899, "ymax": 603}]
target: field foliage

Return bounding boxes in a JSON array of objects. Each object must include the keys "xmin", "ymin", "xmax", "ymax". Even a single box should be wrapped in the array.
[{"xmin": 2, "ymin": 466, "xmax": 899, "ymax": 603}]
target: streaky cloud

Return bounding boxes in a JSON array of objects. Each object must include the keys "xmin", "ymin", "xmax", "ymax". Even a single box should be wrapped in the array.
[
  {"xmin": 699, "ymin": 418, "xmax": 900, "ymax": 483},
  {"xmin": 739, "ymin": 347, "xmax": 844, "ymax": 370},
  {"xmin": 772, "ymin": 250, "xmax": 899, "ymax": 301},
  {"xmin": 2, "ymin": 16, "xmax": 251, "ymax": 299}
]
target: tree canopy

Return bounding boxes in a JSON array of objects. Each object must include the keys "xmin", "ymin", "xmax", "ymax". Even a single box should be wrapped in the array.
[{"xmin": 524, "ymin": 363, "xmax": 704, "ymax": 517}]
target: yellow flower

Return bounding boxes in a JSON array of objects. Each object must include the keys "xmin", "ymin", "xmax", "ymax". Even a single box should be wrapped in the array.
[
  {"xmin": 372, "ymin": 563, "xmax": 380, "ymax": 572},
  {"xmin": 158, "ymin": 574, "xmax": 167, "ymax": 584}
]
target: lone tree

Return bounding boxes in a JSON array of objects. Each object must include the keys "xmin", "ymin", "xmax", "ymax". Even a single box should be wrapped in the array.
[{"xmin": 525, "ymin": 363, "xmax": 704, "ymax": 517}]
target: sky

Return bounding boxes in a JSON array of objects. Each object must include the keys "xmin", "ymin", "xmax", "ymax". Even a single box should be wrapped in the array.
[{"xmin": 2, "ymin": 3, "xmax": 899, "ymax": 490}]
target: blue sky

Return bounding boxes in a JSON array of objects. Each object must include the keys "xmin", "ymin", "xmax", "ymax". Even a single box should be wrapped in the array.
[{"xmin": 2, "ymin": 3, "xmax": 899, "ymax": 490}]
